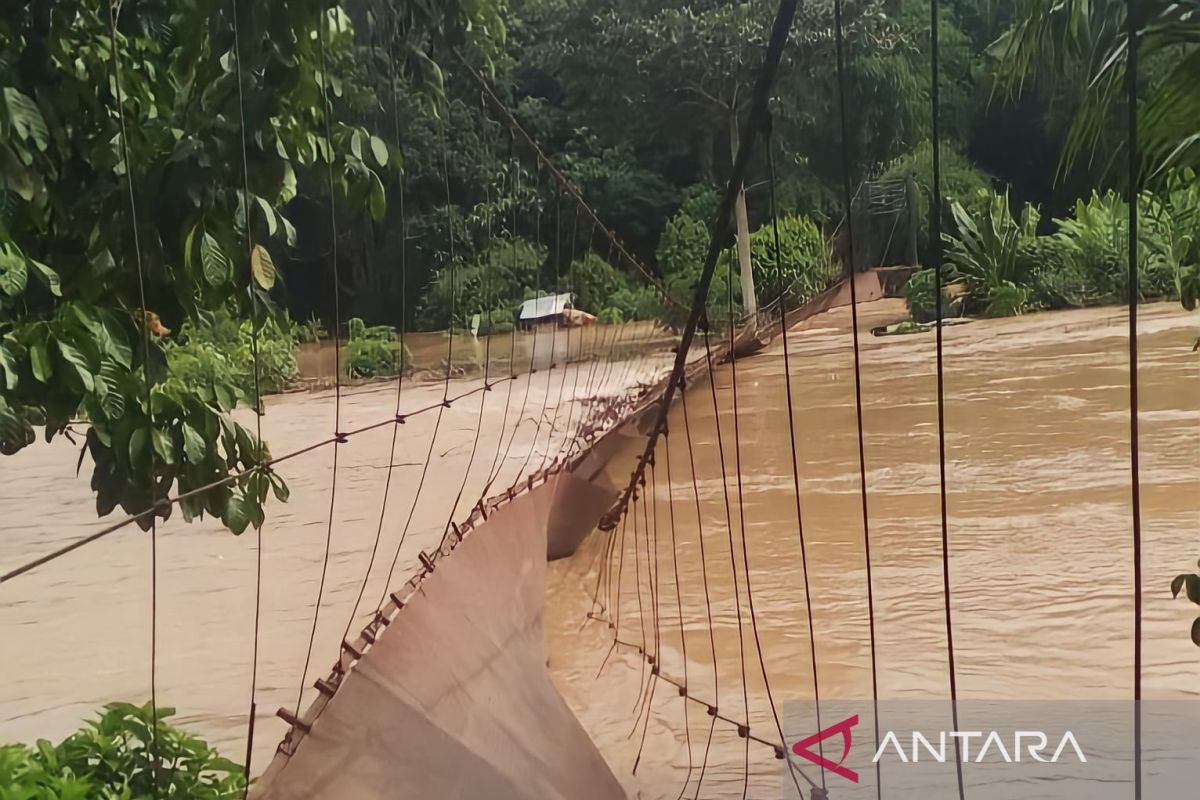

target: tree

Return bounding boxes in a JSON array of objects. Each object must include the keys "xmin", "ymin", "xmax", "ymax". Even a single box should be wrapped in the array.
[
  {"xmin": 993, "ymin": 0, "xmax": 1200, "ymax": 183},
  {"xmin": 0, "ymin": 1, "xmax": 502, "ymax": 532},
  {"xmin": 519, "ymin": 0, "xmax": 897, "ymax": 315}
]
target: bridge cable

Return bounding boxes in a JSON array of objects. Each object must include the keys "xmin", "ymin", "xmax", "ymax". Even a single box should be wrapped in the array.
[
  {"xmin": 340, "ymin": 5, "xmax": 410, "ymax": 654},
  {"xmin": 295, "ymin": 9, "xmax": 347, "ymax": 719},
  {"xmin": 370, "ymin": 101, "xmax": 461, "ymax": 616},
  {"xmin": 833, "ymin": 1, "xmax": 883, "ymax": 795},
  {"xmin": 533, "ymin": 194, "xmax": 565, "ymax": 474},
  {"xmin": 662, "ymin": 434, "xmax": 697, "ymax": 797},
  {"xmin": 542, "ymin": 208, "xmax": 584, "ymax": 472},
  {"xmin": 228, "ymin": 0, "xmax": 268, "ymax": 784},
  {"xmin": 680, "ymin": 387, "xmax": 721, "ymax": 797},
  {"xmin": 0, "ymin": 384, "xmax": 520, "ymax": 586},
  {"xmin": 510, "ymin": 175, "xmax": 552, "ymax": 489},
  {"xmin": 930, "ymin": 0, "xmax": 967, "ymax": 795},
  {"xmin": 481, "ymin": 130, "xmax": 524, "ymax": 494},
  {"xmin": 630, "ymin": 483, "xmax": 650, "ymax": 698},
  {"xmin": 766, "ymin": 115, "xmax": 827, "ymax": 793},
  {"xmin": 703, "ymin": 323, "xmax": 753, "ymax": 800},
  {"xmin": 1124, "ymin": 1, "xmax": 1144, "ymax": 795},
  {"xmin": 574, "ymin": 239, "xmax": 621, "ymax": 438},
  {"xmin": 437, "ymin": 102, "xmax": 500, "ymax": 551},
  {"xmin": 629, "ymin": 467, "xmax": 664, "ymax": 736},
  {"xmin": 631, "ymin": 464, "xmax": 664, "ymax": 773},
  {"xmin": 104, "ymin": 4, "xmax": 160, "ymax": 793},
  {"xmin": 560, "ymin": 218, "xmax": 601, "ymax": 457},
  {"xmin": 725, "ymin": 240, "xmax": 806, "ymax": 797}
]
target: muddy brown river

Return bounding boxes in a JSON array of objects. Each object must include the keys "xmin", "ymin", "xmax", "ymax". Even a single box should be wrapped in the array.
[
  {"xmin": 2, "ymin": 300, "xmax": 1197, "ymax": 799},
  {"xmin": 544, "ymin": 299, "xmax": 1199, "ymax": 798}
]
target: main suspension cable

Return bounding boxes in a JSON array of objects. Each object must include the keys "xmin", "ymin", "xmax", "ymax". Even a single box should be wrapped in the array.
[
  {"xmin": 295, "ymin": 8, "xmax": 346, "ymax": 719},
  {"xmin": 105, "ymin": 4, "xmax": 160, "ymax": 793},
  {"xmin": 930, "ymin": 0, "xmax": 966, "ymax": 795},
  {"xmin": 228, "ymin": 0, "xmax": 267, "ymax": 785},
  {"xmin": 834, "ymin": 1, "xmax": 883, "ymax": 795}
]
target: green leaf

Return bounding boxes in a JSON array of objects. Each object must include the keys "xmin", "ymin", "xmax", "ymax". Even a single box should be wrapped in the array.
[
  {"xmin": 250, "ymin": 244, "xmax": 276, "ymax": 290},
  {"xmin": 1187, "ymin": 575, "xmax": 1200, "ymax": 606},
  {"xmin": 183, "ymin": 223, "xmax": 199, "ymax": 275},
  {"xmin": 182, "ymin": 422, "xmax": 205, "ymax": 464},
  {"xmin": 214, "ymin": 381, "xmax": 237, "ymax": 412},
  {"xmin": 28, "ymin": 259, "xmax": 61, "ymax": 296},
  {"xmin": 98, "ymin": 359, "xmax": 125, "ymax": 419},
  {"xmin": 222, "ymin": 494, "xmax": 252, "ymax": 535},
  {"xmin": 269, "ymin": 471, "xmax": 290, "ymax": 502},
  {"xmin": 200, "ymin": 233, "xmax": 232, "ymax": 286},
  {"xmin": 152, "ymin": 427, "xmax": 175, "ymax": 464},
  {"xmin": 255, "ymin": 196, "xmax": 278, "ymax": 237},
  {"xmin": 56, "ymin": 339, "xmax": 92, "ymax": 378},
  {"xmin": 98, "ymin": 310, "xmax": 133, "ymax": 368},
  {"xmin": 280, "ymin": 214, "xmax": 297, "ymax": 248},
  {"xmin": 279, "ymin": 161, "xmax": 297, "ymax": 204},
  {"xmin": 368, "ymin": 172, "xmax": 386, "ymax": 221},
  {"xmin": 129, "ymin": 427, "xmax": 148, "ymax": 465},
  {"xmin": 0, "ymin": 395, "xmax": 34, "ymax": 455},
  {"xmin": 0, "ymin": 144, "xmax": 34, "ymax": 200},
  {"xmin": 0, "ymin": 342, "xmax": 16, "ymax": 390},
  {"xmin": 0, "ymin": 245, "xmax": 27, "ymax": 296},
  {"xmin": 369, "ymin": 135, "xmax": 389, "ymax": 168},
  {"xmin": 3, "ymin": 88, "xmax": 48, "ymax": 150},
  {"xmin": 30, "ymin": 342, "xmax": 51, "ymax": 382},
  {"xmin": 351, "ymin": 129, "xmax": 364, "ymax": 161}
]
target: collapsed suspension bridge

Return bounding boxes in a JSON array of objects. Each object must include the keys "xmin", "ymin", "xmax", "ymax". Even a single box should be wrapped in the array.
[{"xmin": 0, "ymin": 0, "xmax": 1185, "ymax": 799}]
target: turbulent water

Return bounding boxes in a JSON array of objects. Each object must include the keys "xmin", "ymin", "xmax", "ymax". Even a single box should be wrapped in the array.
[
  {"xmin": 1, "ymin": 300, "xmax": 1197, "ymax": 799},
  {"xmin": 544, "ymin": 299, "xmax": 1200, "ymax": 799},
  {"xmin": 0, "ymin": 334, "xmax": 670, "ymax": 773}
]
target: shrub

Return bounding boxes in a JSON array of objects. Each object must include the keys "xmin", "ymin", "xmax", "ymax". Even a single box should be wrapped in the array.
[
  {"xmin": 478, "ymin": 307, "xmax": 516, "ymax": 337},
  {"xmin": 657, "ymin": 203, "xmax": 741, "ymax": 328},
  {"xmin": 879, "ymin": 142, "xmax": 998, "ymax": 264},
  {"xmin": 598, "ymin": 307, "xmax": 624, "ymax": 324},
  {"xmin": 346, "ymin": 317, "xmax": 406, "ymax": 379},
  {"xmin": 417, "ymin": 238, "xmax": 545, "ymax": 330},
  {"xmin": 1024, "ymin": 236, "xmax": 1093, "ymax": 309},
  {"xmin": 0, "ymin": 703, "xmax": 243, "ymax": 799},
  {"xmin": 167, "ymin": 309, "xmax": 298, "ymax": 400},
  {"xmin": 608, "ymin": 285, "xmax": 663, "ymax": 322},
  {"xmin": 292, "ymin": 315, "xmax": 327, "ymax": 344},
  {"xmin": 751, "ymin": 214, "xmax": 837, "ymax": 307},
  {"xmin": 943, "ymin": 189, "xmax": 1040, "ymax": 315},
  {"xmin": 1053, "ymin": 190, "xmax": 1176, "ymax": 304},
  {"xmin": 904, "ymin": 268, "xmax": 957, "ymax": 323},
  {"xmin": 566, "ymin": 253, "xmax": 633, "ymax": 313}
]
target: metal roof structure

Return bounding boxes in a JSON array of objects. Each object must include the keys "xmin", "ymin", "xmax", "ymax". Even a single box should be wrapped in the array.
[{"xmin": 518, "ymin": 292, "xmax": 573, "ymax": 321}]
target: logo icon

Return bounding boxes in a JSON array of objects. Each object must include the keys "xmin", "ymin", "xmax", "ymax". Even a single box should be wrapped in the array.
[{"xmin": 792, "ymin": 715, "xmax": 860, "ymax": 784}]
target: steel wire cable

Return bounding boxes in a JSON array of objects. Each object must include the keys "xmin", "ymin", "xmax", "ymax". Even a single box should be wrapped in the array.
[{"xmin": 295, "ymin": 11, "xmax": 347, "ymax": 719}]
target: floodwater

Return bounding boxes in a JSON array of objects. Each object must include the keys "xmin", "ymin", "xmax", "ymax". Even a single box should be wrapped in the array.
[
  {"xmin": 0, "ymin": 331, "xmax": 671, "ymax": 772},
  {"xmin": 543, "ymin": 299, "xmax": 1200, "ymax": 798},
  {"xmin": 1, "ymin": 299, "xmax": 1197, "ymax": 799}
]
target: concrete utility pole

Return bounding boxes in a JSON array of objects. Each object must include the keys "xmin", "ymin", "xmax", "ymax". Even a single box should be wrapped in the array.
[{"xmin": 729, "ymin": 112, "xmax": 757, "ymax": 316}]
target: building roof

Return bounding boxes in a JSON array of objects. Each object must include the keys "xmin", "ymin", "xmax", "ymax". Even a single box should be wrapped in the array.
[{"xmin": 518, "ymin": 292, "xmax": 573, "ymax": 321}]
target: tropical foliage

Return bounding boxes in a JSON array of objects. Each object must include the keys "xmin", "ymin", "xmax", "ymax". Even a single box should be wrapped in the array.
[
  {"xmin": 0, "ymin": 0, "xmax": 501, "ymax": 531},
  {"xmin": 909, "ymin": 176, "xmax": 1200, "ymax": 319},
  {"xmin": 0, "ymin": 703, "xmax": 243, "ymax": 800},
  {"xmin": 993, "ymin": 0, "xmax": 1200, "ymax": 182}
]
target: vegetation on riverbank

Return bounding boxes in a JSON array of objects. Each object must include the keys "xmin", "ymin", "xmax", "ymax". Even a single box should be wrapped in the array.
[
  {"xmin": 0, "ymin": 704, "xmax": 243, "ymax": 799},
  {"xmin": 905, "ymin": 174, "xmax": 1200, "ymax": 321}
]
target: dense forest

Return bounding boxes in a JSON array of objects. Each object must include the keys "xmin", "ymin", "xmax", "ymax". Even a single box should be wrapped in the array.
[{"xmin": 0, "ymin": 1, "xmax": 1196, "ymax": 534}]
